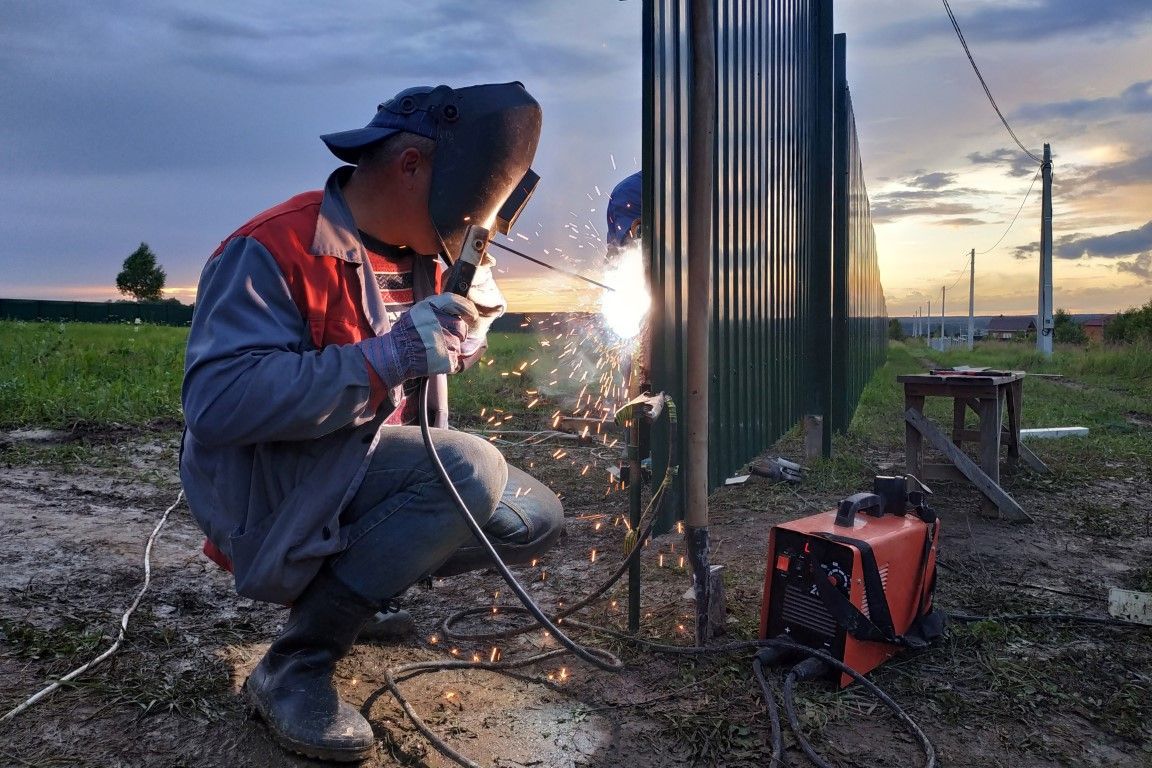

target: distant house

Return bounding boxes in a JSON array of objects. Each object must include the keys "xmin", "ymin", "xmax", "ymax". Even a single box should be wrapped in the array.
[
  {"xmin": 987, "ymin": 315, "xmax": 1036, "ymax": 341},
  {"xmin": 1082, "ymin": 315, "xmax": 1114, "ymax": 344}
]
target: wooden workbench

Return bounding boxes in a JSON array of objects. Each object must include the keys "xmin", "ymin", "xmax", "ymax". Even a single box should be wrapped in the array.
[{"xmin": 898, "ymin": 369, "xmax": 1044, "ymax": 521}]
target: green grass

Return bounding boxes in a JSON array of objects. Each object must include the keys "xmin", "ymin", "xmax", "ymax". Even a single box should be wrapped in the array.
[
  {"xmin": 928, "ymin": 339, "xmax": 1152, "ymax": 397},
  {"xmin": 0, "ymin": 320, "xmax": 545, "ymax": 431},
  {"xmin": 0, "ymin": 321, "xmax": 186, "ymax": 428},
  {"xmin": 448, "ymin": 333, "xmax": 550, "ymax": 428},
  {"xmin": 913, "ymin": 339, "xmax": 1152, "ymax": 482}
]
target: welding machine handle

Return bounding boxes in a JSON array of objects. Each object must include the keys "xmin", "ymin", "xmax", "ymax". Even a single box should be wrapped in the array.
[{"xmin": 834, "ymin": 492, "xmax": 883, "ymax": 527}]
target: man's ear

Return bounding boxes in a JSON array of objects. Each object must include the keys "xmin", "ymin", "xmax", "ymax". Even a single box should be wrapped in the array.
[{"xmin": 398, "ymin": 147, "xmax": 423, "ymax": 178}]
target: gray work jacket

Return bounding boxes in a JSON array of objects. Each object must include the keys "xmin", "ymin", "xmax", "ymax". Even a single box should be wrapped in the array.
[{"xmin": 180, "ymin": 168, "xmax": 447, "ymax": 604}]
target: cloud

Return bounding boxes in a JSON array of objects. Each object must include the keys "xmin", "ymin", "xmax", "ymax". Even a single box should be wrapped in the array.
[
  {"xmin": 1016, "ymin": 80, "xmax": 1152, "ymax": 122},
  {"xmin": 1014, "ymin": 220, "xmax": 1152, "ymax": 260},
  {"xmin": 874, "ymin": 0, "xmax": 1152, "ymax": 44},
  {"xmin": 870, "ymin": 179, "xmax": 988, "ymax": 223},
  {"xmin": 1012, "ymin": 242, "xmax": 1039, "ymax": 260},
  {"xmin": 1082, "ymin": 152, "xmax": 1152, "ymax": 188},
  {"xmin": 936, "ymin": 217, "xmax": 990, "ymax": 227},
  {"xmin": 1116, "ymin": 253, "xmax": 1152, "ymax": 281},
  {"xmin": 0, "ymin": 0, "xmax": 638, "ymax": 177},
  {"xmin": 966, "ymin": 148, "xmax": 1041, "ymax": 178},
  {"xmin": 908, "ymin": 172, "xmax": 956, "ymax": 190},
  {"xmin": 871, "ymin": 201, "xmax": 982, "ymax": 224}
]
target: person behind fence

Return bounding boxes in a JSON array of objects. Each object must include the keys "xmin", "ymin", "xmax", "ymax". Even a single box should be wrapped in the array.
[
  {"xmin": 606, "ymin": 170, "xmax": 642, "ymax": 252},
  {"xmin": 179, "ymin": 82, "xmax": 564, "ymax": 763}
]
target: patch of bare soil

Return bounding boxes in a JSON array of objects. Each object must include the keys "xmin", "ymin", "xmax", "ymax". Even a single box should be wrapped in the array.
[{"xmin": 1, "ymin": 419, "xmax": 1150, "ymax": 767}]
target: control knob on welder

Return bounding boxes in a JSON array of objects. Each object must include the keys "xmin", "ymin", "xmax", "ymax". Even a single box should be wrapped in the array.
[{"xmin": 825, "ymin": 564, "xmax": 849, "ymax": 591}]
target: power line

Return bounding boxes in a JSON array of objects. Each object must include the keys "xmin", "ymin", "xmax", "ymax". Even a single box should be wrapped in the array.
[
  {"xmin": 940, "ymin": 0, "xmax": 1043, "ymax": 165},
  {"xmin": 946, "ymin": 258, "xmax": 970, "ymax": 292},
  {"xmin": 978, "ymin": 166, "xmax": 1042, "ymax": 255}
]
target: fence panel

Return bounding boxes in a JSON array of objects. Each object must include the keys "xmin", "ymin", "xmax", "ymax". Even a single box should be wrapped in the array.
[
  {"xmin": 831, "ymin": 33, "xmax": 888, "ymax": 433},
  {"xmin": 643, "ymin": 1, "xmax": 886, "ymax": 522}
]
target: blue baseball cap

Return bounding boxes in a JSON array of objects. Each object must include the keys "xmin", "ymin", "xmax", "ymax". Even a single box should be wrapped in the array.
[
  {"xmin": 320, "ymin": 85, "xmax": 444, "ymax": 164},
  {"xmin": 606, "ymin": 171, "xmax": 643, "ymax": 247}
]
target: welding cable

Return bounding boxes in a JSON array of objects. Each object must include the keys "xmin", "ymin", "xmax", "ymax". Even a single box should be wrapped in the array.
[
  {"xmin": 558, "ymin": 627, "xmax": 938, "ymax": 768},
  {"xmin": 416, "ymin": 378, "xmax": 622, "ymax": 672},
  {"xmin": 782, "ymin": 658, "xmax": 839, "ymax": 768},
  {"xmin": 778, "ymin": 651, "xmax": 939, "ymax": 768},
  {"xmin": 440, "ymin": 476, "xmax": 668, "ymax": 642},
  {"xmin": 1, "ymin": 490, "xmax": 185, "ymax": 723},
  {"xmin": 440, "ymin": 396, "xmax": 679, "ymax": 643},
  {"xmin": 751, "ymin": 653, "xmax": 786, "ymax": 767},
  {"xmin": 380, "ymin": 648, "xmax": 572, "ymax": 768}
]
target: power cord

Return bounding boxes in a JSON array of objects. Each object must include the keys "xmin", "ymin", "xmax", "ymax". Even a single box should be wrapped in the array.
[{"xmin": 2, "ymin": 490, "xmax": 185, "ymax": 722}]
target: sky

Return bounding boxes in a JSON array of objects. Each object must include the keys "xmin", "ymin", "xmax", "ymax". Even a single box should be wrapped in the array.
[{"xmin": 1, "ymin": 0, "xmax": 1149, "ymax": 318}]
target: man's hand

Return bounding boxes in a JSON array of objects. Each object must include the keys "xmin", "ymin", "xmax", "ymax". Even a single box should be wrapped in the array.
[{"xmin": 359, "ymin": 294, "xmax": 479, "ymax": 388}]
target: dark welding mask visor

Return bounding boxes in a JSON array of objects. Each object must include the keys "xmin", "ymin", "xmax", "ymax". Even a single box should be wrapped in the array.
[{"xmin": 426, "ymin": 82, "xmax": 542, "ymax": 259}]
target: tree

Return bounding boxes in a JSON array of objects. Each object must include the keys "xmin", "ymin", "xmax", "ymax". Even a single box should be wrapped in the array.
[
  {"xmin": 1053, "ymin": 308, "xmax": 1087, "ymax": 345},
  {"xmin": 116, "ymin": 242, "xmax": 166, "ymax": 302},
  {"xmin": 887, "ymin": 317, "xmax": 905, "ymax": 340},
  {"xmin": 1105, "ymin": 300, "xmax": 1152, "ymax": 343}
]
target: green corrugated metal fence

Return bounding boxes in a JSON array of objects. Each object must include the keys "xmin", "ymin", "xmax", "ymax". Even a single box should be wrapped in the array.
[
  {"xmin": 643, "ymin": 0, "xmax": 886, "ymax": 519},
  {"xmin": 831, "ymin": 33, "xmax": 887, "ymax": 433}
]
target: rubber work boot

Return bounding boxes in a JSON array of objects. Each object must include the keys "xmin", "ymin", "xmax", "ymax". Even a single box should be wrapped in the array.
[{"xmin": 245, "ymin": 568, "xmax": 377, "ymax": 762}]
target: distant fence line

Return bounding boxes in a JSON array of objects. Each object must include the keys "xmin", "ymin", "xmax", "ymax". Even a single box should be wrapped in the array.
[
  {"xmin": 0, "ymin": 299, "xmax": 574, "ymax": 334},
  {"xmin": 0, "ymin": 298, "xmax": 194, "ymax": 326}
]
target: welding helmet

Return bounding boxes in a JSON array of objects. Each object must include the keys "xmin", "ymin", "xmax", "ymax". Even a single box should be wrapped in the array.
[{"xmin": 321, "ymin": 82, "xmax": 542, "ymax": 259}]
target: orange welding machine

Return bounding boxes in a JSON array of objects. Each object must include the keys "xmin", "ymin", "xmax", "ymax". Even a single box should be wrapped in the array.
[{"xmin": 759, "ymin": 476, "xmax": 945, "ymax": 687}]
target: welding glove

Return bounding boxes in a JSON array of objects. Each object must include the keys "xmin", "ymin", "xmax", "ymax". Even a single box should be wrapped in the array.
[
  {"xmin": 459, "ymin": 252, "xmax": 506, "ymax": 364},
  {"xmin": 359, "ymin": 293, "xmax": 479, "ymax": 387}
]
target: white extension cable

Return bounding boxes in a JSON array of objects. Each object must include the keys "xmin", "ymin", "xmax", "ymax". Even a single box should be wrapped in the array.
[{"xmin": 1, "ymin": 489, "xmax": 184, "ymax": 722}]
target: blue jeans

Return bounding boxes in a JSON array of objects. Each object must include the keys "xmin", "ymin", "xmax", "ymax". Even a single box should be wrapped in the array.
[{"xmin": 328, "ymin": 426, "xmax": 564, "ymax": 604}]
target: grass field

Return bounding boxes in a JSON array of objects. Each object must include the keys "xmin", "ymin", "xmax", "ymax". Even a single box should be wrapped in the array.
[
  {"xmin": 4, "ymin": 320, "xmax": 1148, "ymax": 480},
  {"xmin": 907, "ymin": 338, "xmax": 1152, "ymax": 483},
  {"xmin": 0, "ymin": 320, "xmax": 543, "ymax": 431}
]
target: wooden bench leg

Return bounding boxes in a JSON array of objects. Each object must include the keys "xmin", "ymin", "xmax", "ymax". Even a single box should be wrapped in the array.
[
  {"xmin": 905, "ymin": 393, "xmax": 925, "ymax": 480},
  {"xmin": 979, "ymin": 392, "xmax": 1003, "ymax": 516}
]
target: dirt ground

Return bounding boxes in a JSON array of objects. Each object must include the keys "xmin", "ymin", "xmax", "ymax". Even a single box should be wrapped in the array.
[{"xmin": 1, "ymin": 411, "xmax": 1150, "ymax": 767}]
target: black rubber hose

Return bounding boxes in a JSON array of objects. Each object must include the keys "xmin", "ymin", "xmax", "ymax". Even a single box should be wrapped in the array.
[
  {"xmin": 752, "ymin": 655, "xmax": 786, "ymax": 767},
  {"xmin": 417, "ymin": 378, "xmax": 622, "ymax": 672},
  {"xmin": 440, "ymin": 485, "xmax": 666, "ymax": 642},
  {"xmin": 782, "ymin": 659, "xmax": 836, "ymax": 768}
]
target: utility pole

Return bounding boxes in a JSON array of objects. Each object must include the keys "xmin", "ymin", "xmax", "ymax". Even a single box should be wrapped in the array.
[
  {"xmin": 1037, "ymin": 143, "xmax": 1054, "ymax": 357},
  {"xmin": 968, "ymin": 248, "xmax": 975, "ymax": 351},
  {"xmin": 941, "ymin": 286, "xmax": 946, "ymax": 342},
  {"xmin": 927, "ymin": 299, "xmax": 932, "ymax": 342}
]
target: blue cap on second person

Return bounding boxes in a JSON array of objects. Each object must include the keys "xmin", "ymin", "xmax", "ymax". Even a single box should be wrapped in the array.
[
  {"xmin": 606, "ymin": 171, "xmax": 643, "ymax": 247},
  {"xmin": 320, "ymin": 86, "xmax": 442, "ymax": 164}
]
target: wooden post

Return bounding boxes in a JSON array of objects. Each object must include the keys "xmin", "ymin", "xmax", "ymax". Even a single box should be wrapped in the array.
[{"xmin": 904, "ymin": 393, "xmax": 925, "ymax": 479}]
